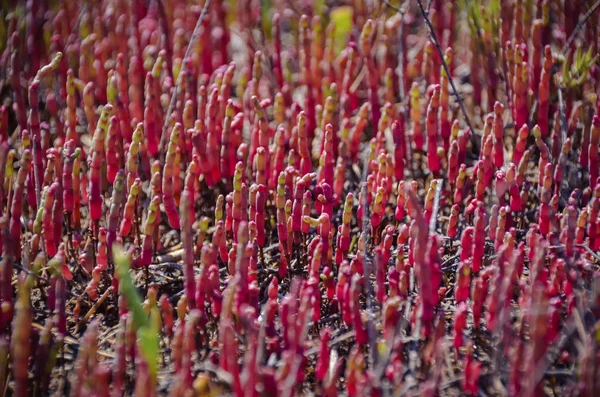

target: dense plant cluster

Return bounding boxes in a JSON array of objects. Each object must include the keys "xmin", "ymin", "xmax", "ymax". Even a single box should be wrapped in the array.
[{"xmin": 0, "ymin": 0, "xmax": 600, "ymax": 395}]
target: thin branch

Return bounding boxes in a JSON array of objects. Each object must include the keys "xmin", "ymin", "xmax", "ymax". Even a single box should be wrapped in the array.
[
  {"xmin": 561, "ymin": 0, "xmax": 600, "ymax": 54},
  {"xmin": 158, "ymin": 0, "xmax": 212, "ymax": 161},
  {"xmin": 415, "ymin": 0, "xmax": 476, "ymax": 136}
]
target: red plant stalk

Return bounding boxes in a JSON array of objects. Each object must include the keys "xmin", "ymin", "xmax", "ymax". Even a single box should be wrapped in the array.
[
  {"xmin": 424, "ymin": 180, "xmax": 440, "ymax": 224},
  {"xmin": 453, "ymin": 163, "xmax": 467, "ymax": 205},
  {"xmin": 296, "ymin": 111, "xmax": 312, "ymax": 177},
  {"xmin": 340, "ymin": 44, "xmax": 357, "ymax": 120},
  {"xmin": 485, "ymin": 247, "xmax": 508, "ymax": 332},
  {"xmin": 10, "ymin": 34, "xmax": 27, "ymax": 132},
  {"xmin": 463, "ymin": 343, "xmax": 482, "ymax": 395},
  {"xmin": 11, "ymin": 277, "xmax": 32, "ymax": 397},
  {"xmin": 533, "ymin": 125, "xmax": 550, "ymax": 191},
  {"xmin": 474, "ymin": 163, "xmax": 486, "ymax": 203},
  {"xmin": 350, "ymin": 274, "xmax": 367, "ymax": 345},
  {"xmin": 51, "ymin": 244, "xmax": 69, "ymax": 338},
  {"xmin": 453, "ymin": 302, "xmax": 468, "ymax": 352},
  {"xmin": 513, "ymin": 59, "xmax": 529, "ymax": 129},
  {"xmin": 588, "ymin": 115, "xmax": 600, "ymax": 184},
  {"xmin": 575, "ymin": 208, "xmax": 588, "ymax": 245},
  {"xmin": 472, "ymin": 207, "xmax": 486, "ymax": 273},
  {"xmin": 271, "ymin": 13, "xmax": 284, "ymax": 88},
  {"xmin": 64, "ymin": 70, "xmax": 78, "ymax": 143},
  {"xmin": 374, "ymin": 246, "xmax": 388, "ymax": 303},
  {"xmin": 88, "ymin": 150, "xmax": 103, "ymax": 227},
  {"xmin": 107, "ymin": 170, "xmax": 125, "ymax": 250},
  {"xmin": 221, "ymin": 100, "xmax": 235, "ymax": 181},
  {"xmin": 28, "ymin": 82, "xmax": 44, "ymax": 210},
  {"xmin": 345, "ymin": 346, "xmax": 366, "ymax": 396},
  {"xmin": 493, "ymin": 102, "xmax": 505, "ymax": 168},
  {"xmin": 336, "ymin": 193, "xmax": 354, "ymax": 265},
  {"xmin": 298, "ymin": 16, "xmax": 316, "ymax": 138},
  {"xmin": 317, "ymin": 183, "xmax": 335, "ymax": 221},
  {"xmin": 426, "ymin": 85, "xmax": 441, "ymax": 174},
  {"xmin": 42, "ymin": 152, "xmax": 56, "ymax": 188},
  {"xmin": 42, "ymin": 182, "xmax": 58, "ymax": 257},
  {"xmin": 139, "ymin": 196, "xmax": 161, "ymax": 267},
  {"xmin": 61, "ymin": 139, "xmax": 76, "ymax": 217},
  {"xmin": 181, "ymin": 188, "xmax": 196, "ymax": 309},
  {"xmin": 251, "ymin": 95, "xmax": 271, "ymax": 174},
  {"xmin": 321, "ymin": 96, "xmax": 339, "ymax": 156},
  {"xmin": 173, "ymin": 147, "xmax": 182, "ymax": 208},
  {"xmin": 96, "ymin": 228, "xmax": 108, "ymax": 271},
  {"xmin": 537, "ymin": 46, "xmax": 553, "ymax": 137},
  {"xmin": 439, "ymin": 48, "xmax": 452, "ymax": 152},
  {"xmin": 455, "ymin": 125, "xmax": 470, "ymax": 167},
  {"xmin": 526, "ymin": 281, "xmax": 549, "ymax": 397},
  {"xmin": 384, "ymin": 68, "xmax": 395, "ymax": 117},
  {"xmin": 104, "ymin": 116, "xmax": 122, "ymax": 184},
  {"xmin": 349, "ymin": 103, "xmax": 370, "ymax": 161},
  {"xmin": 126, "ymin": 123, "xmax": 143, "ymax": 191},
  {"xmin": 406, "ymin": 187, "xmax": 436, "ymax": 337},
  {"xmin": 119, "ymin": 179, "xmax": 141, "ymax": 237},
  {"xmin": 315, "ymin": 327, "xmax": 332, "ymax": 382},
  {"xmin": 471, "ymin": 275, "xmax": 488, "ymax": 330},
  {"xmin": 409, "ymin": 82, "xmax": 424, "ymax": 150},
  {"xmin": 589, "ymin": 185, "xmax": 600, "ymax": 250},
  {"xmin": 516, "ymin": 149, "xmax": 531, "ymax": 188},
  {"xmin": 163, "ymin": 123, "xmax": 182, "ymax": 230},
  {"xmin": 422, "ymin": 42, "xmax": 436, "ymax": 87},
  {"xmin": 513, "ymin": 123, "xmax": 529, "ymax": 167},
  {"xmin": 9, "ymin": 150, "xmax": 31, "ymax": 261},
  {"xmin": 32, "ymin": 318, "xmax": 54, "ymax": 394},
  {"xmin": 290, "ymin": 178, "xmax": 307, "ymax": 244},
  {"xmin": 232, "ymin": 162, "xmax": 245, "ymax": 241},
  {"xmin": 83, "ymin": 82, "xmax": 97, "ymax": 139},
  {"xmin": 304, "ymin": 214, "xmax": 331, "ymax": 267},
  {"xmin": 360, "ymin": 20, "xmax": 381, "ymax": 128},
  {"xmin": 395, "ymin": 180, "xmax": 407, "ymax": 222},
  {"xmin": 255, "ymin": 184, "xmax": 266, "ymax": 247},
  {"xmin": 45, "ymin": 149, "xmax": 64, "ymax": 246},
  {"xmin": 0, "ymin": 150, "xmax": 9, "ymax": 252},
  {"xmin": 495, "ymin": 207, "xmax": 509, "ymax": 250},
  {"xmin": 459, "ymin": 226, "xmax": 474, "ymax": 263},
  {"xmin": 274, "ymin": 172, "xmax": 288, "ymax": 261},
  {"xmin": 392, "ymin": 116, "xmax": 407, "ymax": 181},
  {"xmin": 531, "ymin": 20, "xmax": 543, "ymax": 93},
  {"xmin": 319, "ymin": 125, "xmax": 335, "ymax": 187},
  {"xmin": 454, "ymin": 251, "xmax": 472, "ymax": 307}
]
